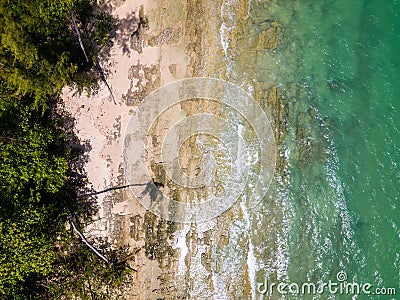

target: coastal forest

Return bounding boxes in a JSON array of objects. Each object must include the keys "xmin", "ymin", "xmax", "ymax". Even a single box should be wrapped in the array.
[{"xmin": 0, "ymin": 0, "xmax": 129, "ymax": 298}]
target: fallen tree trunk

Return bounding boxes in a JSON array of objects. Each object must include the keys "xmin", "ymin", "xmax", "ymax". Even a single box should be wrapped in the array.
[{"xmin": 68, "ymin": 216, "xmax": 109, "ymax": 264}]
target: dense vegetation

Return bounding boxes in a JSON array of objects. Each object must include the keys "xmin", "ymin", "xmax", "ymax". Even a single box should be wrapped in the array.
[{"xmin": 0, "ymin": 0, "xmax": 130, "ymax": 298}]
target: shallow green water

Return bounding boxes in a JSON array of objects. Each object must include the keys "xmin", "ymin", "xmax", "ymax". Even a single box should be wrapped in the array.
[
  {"xmin": 215, "ymin": 0, "xmax": 399, "ymax": 298},
  {"xmin": 263, "ymin": 0, "xmax": 400, "ymax": 297}
]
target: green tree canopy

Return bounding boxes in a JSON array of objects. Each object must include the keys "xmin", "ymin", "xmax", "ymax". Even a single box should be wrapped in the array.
[
  {"xmin": 0, "ymin": 0, "xmax": 103, "ymax": 107},
  {"xmin": 0, "ymin": 1, "xmax": 126, "ymax": 298},
  {"xmin": 0, "ymin": 82, "xmax": 69, "ymax": 297}
]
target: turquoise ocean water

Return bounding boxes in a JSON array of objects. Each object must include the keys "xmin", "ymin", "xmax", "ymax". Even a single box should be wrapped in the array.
[{"xmin": 259, "ymin": 0, "xmax": 399, "ymax": 297}]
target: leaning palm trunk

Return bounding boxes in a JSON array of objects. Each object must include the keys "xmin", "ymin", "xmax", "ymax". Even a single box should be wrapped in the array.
[{"xmin": 71, "ymin": 11, "xmax": 89, "ymax": 62}]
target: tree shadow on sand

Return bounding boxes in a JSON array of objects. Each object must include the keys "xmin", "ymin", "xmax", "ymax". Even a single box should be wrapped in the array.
[{"xmin": 116, "ymin": 5, "xmax": 149, "ymax": 55}]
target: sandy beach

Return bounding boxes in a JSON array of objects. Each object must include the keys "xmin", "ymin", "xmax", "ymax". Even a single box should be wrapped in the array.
[{"xmin": 61, "ymin": 0, "xmax": 284, "ymax": 298}]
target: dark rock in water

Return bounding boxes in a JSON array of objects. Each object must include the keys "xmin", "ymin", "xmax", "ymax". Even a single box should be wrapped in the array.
[
  {"xmin": 355, "ymin": 218, "xmax": 368, "ymax": 230},
  {"xmin": 327, "ymin": 78, "xmax": 348, "ymax": 93},
  {"xmin": 296, "ymin": 107, "xmax": 329, "ymax": 166}
]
